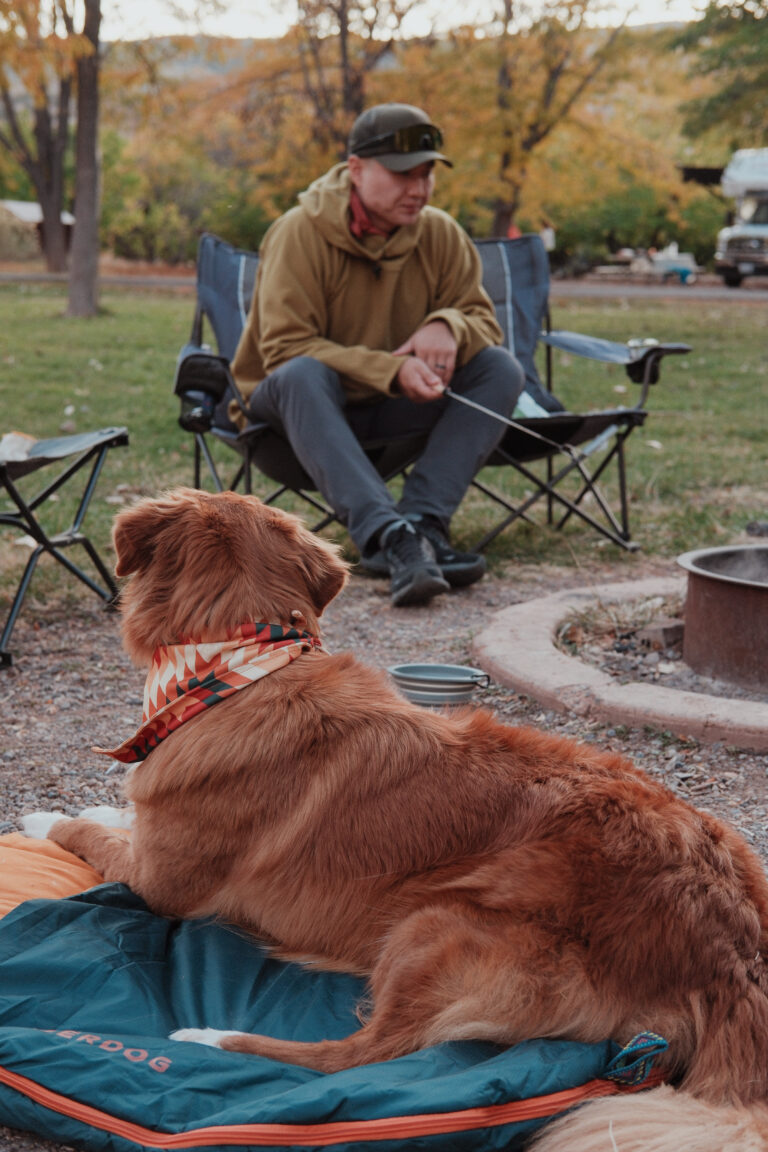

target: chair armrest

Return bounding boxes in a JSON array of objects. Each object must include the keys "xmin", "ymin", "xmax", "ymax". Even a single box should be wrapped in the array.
[
  {"xmin": 539, "ymin": 330, "xmax": 691, "ymax": 401},
  {"xmin": 540, "ymin": 330, "xmax": 691, "ymax": 367}
]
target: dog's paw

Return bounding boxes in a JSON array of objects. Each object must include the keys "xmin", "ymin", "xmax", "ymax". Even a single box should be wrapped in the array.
[
  {"xmin": 169, "ymin": 1028, "xmax": 244, "ymax": 1049},
  {"xmin": 21, "ymin": 811, "xmax": 72, "ymax": 839},
  {"xmin": 77, "ymin": 805, "xmax": 135, "ymax": 830}
]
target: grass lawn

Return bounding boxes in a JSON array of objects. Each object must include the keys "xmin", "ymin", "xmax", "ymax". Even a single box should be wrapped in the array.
[{"xmin": 1, "ymin": 281, "xmax": 766, "ymax": 617}]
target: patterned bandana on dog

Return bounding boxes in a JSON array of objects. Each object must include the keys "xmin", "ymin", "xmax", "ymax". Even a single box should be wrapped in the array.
[{"xmin": 96, "ymin": 622, "xmax": 322, "ymax": 764}]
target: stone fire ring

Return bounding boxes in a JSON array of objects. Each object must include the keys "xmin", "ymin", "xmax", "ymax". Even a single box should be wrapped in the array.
[{"xmin": 472, "ymin": 577, "xmax": 768, "ymax": 753}]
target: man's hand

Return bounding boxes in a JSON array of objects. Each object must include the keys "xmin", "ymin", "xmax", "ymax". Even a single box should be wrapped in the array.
[
  {"xmin": 396, "ymin": 356, "xmax": 445, "ymax": 403},
  {"xmin": 395, "ymin": 320, "xmax": 458, "ymax": 396}
]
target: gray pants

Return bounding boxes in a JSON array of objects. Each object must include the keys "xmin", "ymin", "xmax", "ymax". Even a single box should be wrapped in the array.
[{"xmin": 247, "ymin": 345, "xmax": 524, "ymax": 554}]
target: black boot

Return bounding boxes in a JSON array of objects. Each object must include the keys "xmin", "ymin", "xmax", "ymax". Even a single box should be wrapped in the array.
[
  {"xmin": 409, "ymin": 514, "xmax": 486, "ymax": 588},
  {"xmin": 379, "ymin": 521, "xmax": 450, "ymax": 607}
]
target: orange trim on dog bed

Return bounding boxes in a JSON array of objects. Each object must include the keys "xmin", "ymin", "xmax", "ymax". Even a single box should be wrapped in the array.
[
  {"xmin": 0, "ymin": 833, "xmax": 105, "ymax": 918},
  {"xmin": 0, "ymin": 1062, "xmax": 666, "ymax": 1148}
]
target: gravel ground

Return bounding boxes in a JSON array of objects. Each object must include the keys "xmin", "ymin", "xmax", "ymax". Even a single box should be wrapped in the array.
[{"xmin": 1, "ymin": 555, "xmax": 767, "ymax": 1151}]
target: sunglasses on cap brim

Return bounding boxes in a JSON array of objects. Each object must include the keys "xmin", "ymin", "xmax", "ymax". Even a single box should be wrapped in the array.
[{"xmin": 354, "ymin": 123, "xmax": 444, "ymax": 157}]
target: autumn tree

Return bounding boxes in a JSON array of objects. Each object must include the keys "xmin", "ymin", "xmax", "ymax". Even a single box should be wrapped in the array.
[
  {"xmin": 0, "ymin": 1, "xmax": 86, "ymax": 272},
  {"xmin": 0, "ymin": 0, "xmax": 108, "ymax": 312},
  {"xmin": 483, "ymin": 0, "xmax": 625, "ymax": 235},
  {"xmin": 514, "ymin": 24, "xmax": 725, "ymax": 262},
  {"xmin": 165, "ymin": 0, "xmax": 432, "ymax": 237},
  {"xmin": 0, "ymin": 3, "xmax": 219, "ymax": 312},
  {"xmin": 377, "ymin": 4, "xmax": 626, "ymax": 237},
  {"xmin": 675, "ymin": 0, "xmax": 768, "ymax": 146},
  {"xmin": 87, "ymin": 3, "xmax": 729, "ymax": 265},
  {"xmin": 290, "ymin": 0, "xmax": 426, "ymax": 156}
]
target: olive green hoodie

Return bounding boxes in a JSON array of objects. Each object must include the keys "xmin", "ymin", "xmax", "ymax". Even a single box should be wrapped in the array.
[{"xmin": 230, "ymin": 163, "xmax": 502, "ymax": 416}]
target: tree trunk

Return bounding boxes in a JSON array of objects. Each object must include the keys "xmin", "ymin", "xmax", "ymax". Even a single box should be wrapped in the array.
[
  {"xmin": 67, "ymin": 0, "xmax": 102, "ymax": 318},
  {"xmin": 491, "ymin": 200, "xmax": 515, "ymax": 238},
  {"xmin": 492, "ymin": 0, "xmax": 518, "ymax": 238},
  {"xmin": 0, "ymin": 81, "xmax": 71, "ymax": 272},
  {"xmin": 38, "ymin": 191, "xmax": 69, "ymax": 273},
  {"xmin": 34, "ymin": 80, "xmax": 71, "ymax": 273}
]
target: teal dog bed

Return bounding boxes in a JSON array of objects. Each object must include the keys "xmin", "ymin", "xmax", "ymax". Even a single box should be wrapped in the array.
[{"xmin": 0, "ymin": 884, "xmax": 666, "ymax": 1151}]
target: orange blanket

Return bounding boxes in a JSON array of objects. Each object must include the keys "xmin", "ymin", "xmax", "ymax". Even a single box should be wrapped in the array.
[{"xmin": 0, "ymin": 833, "xmax": 105, "ymax": 918}]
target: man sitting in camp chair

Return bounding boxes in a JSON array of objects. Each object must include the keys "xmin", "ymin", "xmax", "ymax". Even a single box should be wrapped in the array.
[{"xmin": 230, "ymin": 103, "xmax": 524, "ymax": 607}]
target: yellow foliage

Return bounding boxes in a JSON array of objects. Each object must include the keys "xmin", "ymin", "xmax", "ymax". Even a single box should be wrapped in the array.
[
  {"xmin": 0, "ymin": 1, "xmax": 94, "ymax": 101},
  {"xmin": 21, "ymin": 5, "xmax": 727, "ymax": 255}
]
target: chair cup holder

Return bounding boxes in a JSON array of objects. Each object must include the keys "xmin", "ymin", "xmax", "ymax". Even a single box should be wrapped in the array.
[{"xmin": 178, "ymin": 391, "xmax": 217, "ymax": 433}]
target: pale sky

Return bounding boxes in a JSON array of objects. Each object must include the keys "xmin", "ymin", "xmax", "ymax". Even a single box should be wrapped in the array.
[{"xmin": 105, "ymin": 0, "xmax": 704, "ymax": 42}]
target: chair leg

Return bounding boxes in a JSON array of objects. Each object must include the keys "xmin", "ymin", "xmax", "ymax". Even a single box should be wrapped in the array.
[
  {"xmin": 546, "ymin": 455, "xmax": 554, "ymax": 525},
  {"xmin": 617, "ymin": 438, "xmax": 631, "ymax": 540},
  {"xmin": 0, "ymin": 445, "xmax": 122, "ymax": 667},
  {"xmin": 242, "ymin": 443, "xmax": 252, "ymax": 494},
  {"xmin": 194, "ymin": 433, "xmax": 226, "ymax": 493},
  {"xmin": 469, "ymin": 477, "xmax": 539, "ymax": 530},
  {"xmin": 471, "ymin": 432, "xmax": 641, "ymax": 553},
  {"xmin": 193, "ymin": 437, "xmax": 202, "ymax": 489},
  {"xmin": 471, "ymin": 477, "xmax": 560, "ymax": 551},
  {"xmin": 308, "ymin": 510, "xmax": 340, "ymax": 533},
  {"xmin": 76, "ymin": 536, "xmax": 120, "ymax": 601},
  {"xmin": 527, "ymin": 447, "xmax": 639, "ymax": 550},
  {"xmin": 69, "ymin": 444, "xmax": 111, "ymax": 533},
  {"xmin": 553, "ymin": 430, "xmax": 634, "ymax": 544},
  {"xmin": 0, "ymin": 548, "xmax": 43, "ymax": 666}
]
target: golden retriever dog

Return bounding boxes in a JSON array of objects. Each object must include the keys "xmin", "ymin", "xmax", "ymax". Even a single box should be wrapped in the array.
[{"xmin": 37, "ymin": 488, "xmax": 768, "ymax": 1151}]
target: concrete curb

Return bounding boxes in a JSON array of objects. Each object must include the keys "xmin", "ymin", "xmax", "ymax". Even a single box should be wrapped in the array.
[{"xmin": 472, "ymin": 577, "xmax": 768, "ymax": 752}]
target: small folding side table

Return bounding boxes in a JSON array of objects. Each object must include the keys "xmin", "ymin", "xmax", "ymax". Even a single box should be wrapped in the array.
[{"xmin": 0, "ymin": 427, "xmax": 129, "ymax": 666}]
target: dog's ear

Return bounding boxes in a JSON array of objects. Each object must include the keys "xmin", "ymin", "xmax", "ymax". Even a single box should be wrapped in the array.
[
  {"xmin": 112, "ymin": 491, "xmax": 186, "ymax": 578},
  {"xmin": 298, "ymin": 534, "xmax": 348, "ymax": 614},
  {"xmin": 263, "ymin": 507, "xmax": 348, "ymax": 614}
]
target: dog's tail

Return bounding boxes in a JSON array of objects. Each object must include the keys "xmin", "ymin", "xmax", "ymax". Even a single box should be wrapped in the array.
[
  {"xmin": 529, "ymin": 970, "xmax": 768, "ymax": 1152},
  {"xmin": 527, "ymin": 1084, "xmax": 768, "ymax": 1152},
  {"xmin": 680, "ymin": 962, "xmax": 768, "ymax": 1105}
]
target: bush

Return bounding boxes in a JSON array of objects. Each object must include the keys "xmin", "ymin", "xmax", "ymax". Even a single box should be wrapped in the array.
[
  {"xmin": 675, "ymin": 195, "xmax": 728, "ymax": 268},
  {"xmin": 0, "ymin": 209, "xmax": 42, "ymax": 260},
  {"xmin": 202, "ymin": 197, "xmax": 273, "ymax": 252},
  {"xmin": 548, "ymin": 181, "xmax": 725, "ymax": 272},
  {"xmin": 109, "ymin": 200, "xmax": 196, "ymax": 263}
]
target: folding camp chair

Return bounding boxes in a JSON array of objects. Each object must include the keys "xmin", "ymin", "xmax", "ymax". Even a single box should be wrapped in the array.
[
  {"xmin": 174, "ymin": 232, "xmax": 689, "ymax": 552},
  {"xmin": 174, "ymin": 233, "xmax": 424, "ymax": 533},
  {"xmin": 174, "ymin": 234, "xmax": 335, "ymax": 528},
  {"xmin": 472, "ymin": 236, "xmax": 691, "ymax": 551},
  {"xmin": 0, "ymin": 427, "xmax": 129, "ymax": 666}
]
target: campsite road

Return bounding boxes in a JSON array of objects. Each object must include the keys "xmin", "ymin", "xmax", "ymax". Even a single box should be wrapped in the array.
[
  {"xmin": 1, "ymin": 269, "xmax": 768, "ymax": 303},
  {"xmin": 549, "ymin": 277, "xmax": 768, "ymax": 302}
]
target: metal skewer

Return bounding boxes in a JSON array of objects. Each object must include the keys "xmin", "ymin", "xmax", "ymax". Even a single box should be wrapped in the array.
[{"xmin": 443, "ymin": 387, "xmax": 578, "ymax": 459}]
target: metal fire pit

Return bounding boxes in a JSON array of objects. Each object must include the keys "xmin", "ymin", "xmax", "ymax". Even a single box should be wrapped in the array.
[{"xmin": 677, "ymin": 544, "xmax": 768, "ymax": 691}]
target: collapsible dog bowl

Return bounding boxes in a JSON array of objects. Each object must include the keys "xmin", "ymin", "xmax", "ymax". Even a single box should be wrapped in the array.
[{"xmin": 388, "ymin": 663, "xmax": 491, "ymax": 707}]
